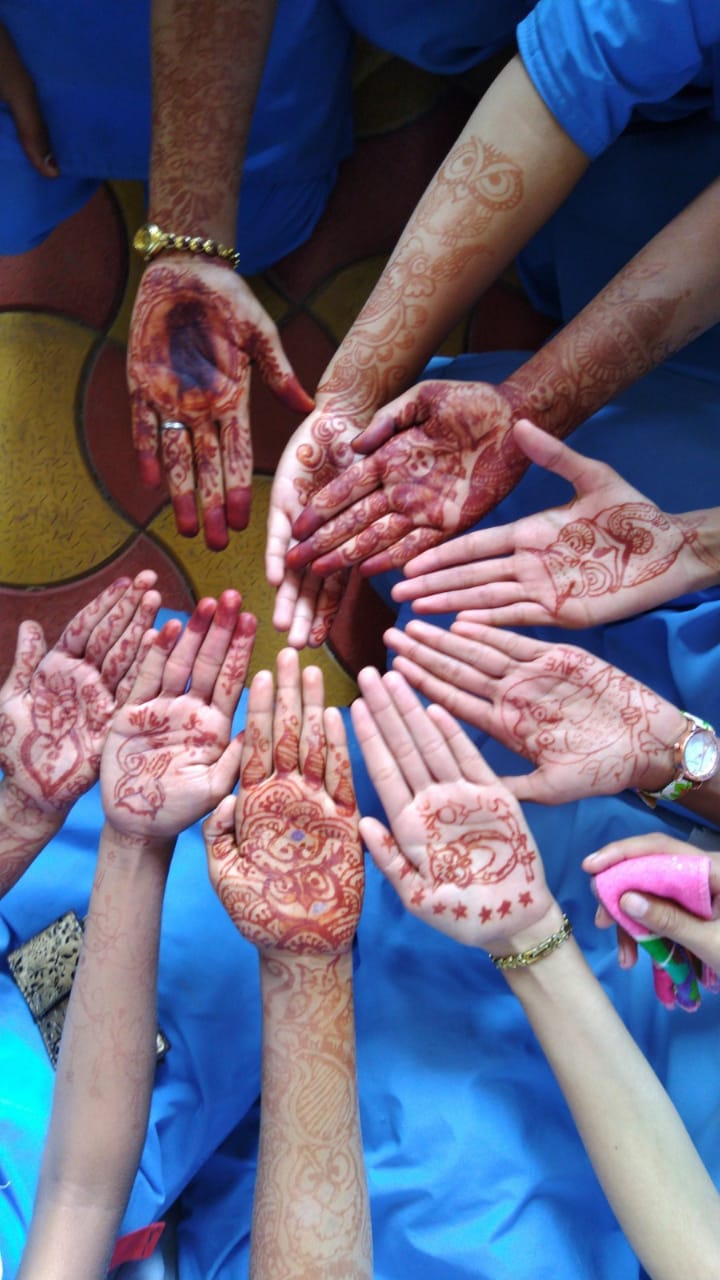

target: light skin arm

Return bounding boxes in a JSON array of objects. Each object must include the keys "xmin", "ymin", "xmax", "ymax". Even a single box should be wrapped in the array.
[
  {"xmin": 18, "ymin": 593, "xmax": 257, "ymax": 1280},
  {"xmin": 267, "ymin": 54, "xmax": 588, "ymax": 644},
  {"xmin": 204, "ymin": 650, "xmax": 371, "ymax": 1279},
  {"xmin": 128, "ymin": 0, "xmax": 313, "ymax": 550},
  {"xmin": 285, "ymin": 175, "xmax": 720, "ymax": 583},
  {"xmin": 0, "ymin": 572, "xmax": 160, "ymax": 896},
  {"xmin": 394, "ymin": 419, "xmax": 720, "ymax": 626},
  {"xmin": 352, "ymin": 672, "xmax": 720, "ymax": 1280}
]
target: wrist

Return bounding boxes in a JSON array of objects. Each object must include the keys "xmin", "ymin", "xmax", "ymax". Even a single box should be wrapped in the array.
[
  {"xmin": 100, "ymin": 820, "xmax": 175, "ymax": 863},
  {"xmin": 674, "ymin": 508, "xmax": 720, "ymax": 589},
  {"xmin": 485, "ymin": 899, "xmax": 567, "ymax": 960}
]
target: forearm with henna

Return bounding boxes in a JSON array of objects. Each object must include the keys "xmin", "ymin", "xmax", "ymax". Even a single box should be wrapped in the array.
[
  {"xmin": 500, "ymin": 178, "xmax": 720, "ymax": 440},
  {"xmin": 313, "ymin": 57, "xmax": 586, "ymax": 425},
  {"xmin": 252, "ymin": 950, "xmax": 372, "ymax": 1280},
  {"xmin": 150, "ymin": 0, "xmax": 278, "ymax": 241}
]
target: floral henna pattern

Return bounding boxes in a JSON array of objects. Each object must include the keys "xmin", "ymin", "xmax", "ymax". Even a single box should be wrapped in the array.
[
  {"xmin": 13, "ymin": 670, "xmax": 112, "ymax": 809},
  {"xmin": 252, "ymin": 954, "xmax": 372, "ymax": 1278},
  {"xmin": 216, "ymin": 776, "xmax": 362, "ymax": 954},
  {"xmin": 498, "ymin": 646, "xmax": 670, "ymax": 788},
  {"xmin": 112, "ymin": 707, "xmax": 218, "ymax": 820},
  {"xmin": 523, "ymin": 503, "xmax": 691, "ymax": 614},
  {"xmin": 502, "ymin": 264, "xmax": 683, "ymax": 437}
]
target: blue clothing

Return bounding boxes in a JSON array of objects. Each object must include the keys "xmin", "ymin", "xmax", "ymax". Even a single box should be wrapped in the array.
[
  {"xmin": 0, "ymin": 0, "xmax": 355, "ymax": 266},
  {"xmin": 518, "ymin": 0, "xmax": 720, "ymax": 160},
  {"xmin": 0, "ymin": 0, "xmax": 530, "ymax": 264}
]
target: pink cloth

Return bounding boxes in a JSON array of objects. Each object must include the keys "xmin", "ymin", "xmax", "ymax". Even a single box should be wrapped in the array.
[{"xmin": 594, "ymin": 852, "xmax": 713, "ymax": 939}]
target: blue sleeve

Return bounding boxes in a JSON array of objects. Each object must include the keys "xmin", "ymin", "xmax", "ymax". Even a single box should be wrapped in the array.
[{"xmin": 517, "ymin": 0, "xmax": 720, "ymax": 159}]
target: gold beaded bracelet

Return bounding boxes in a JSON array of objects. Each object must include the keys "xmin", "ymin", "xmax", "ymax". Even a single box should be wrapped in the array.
[
  {"xmin": 133, "ymin": 222, "xmax": 241, "ymax": 271},
  {"xmin": 489, "ymin": 912, "xmax": 573, "ymax": 970}
]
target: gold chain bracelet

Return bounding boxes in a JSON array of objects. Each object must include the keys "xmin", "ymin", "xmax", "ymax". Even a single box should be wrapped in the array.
[
  {"xmin": 489, "ymin": 912, "xmax": 573, "ymax": 970},
  {"xmin": 133, "ymin": 222, "xmax": 241, "ymax": 271}
]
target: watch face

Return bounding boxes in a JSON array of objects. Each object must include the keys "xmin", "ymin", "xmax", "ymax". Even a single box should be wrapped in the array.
[{"xmin": 683, "ymin": 728, "xmax": 720, "ymax": 782}]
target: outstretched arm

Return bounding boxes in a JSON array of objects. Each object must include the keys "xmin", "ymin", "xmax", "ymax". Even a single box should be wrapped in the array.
[
  {"xmin": 19, "ymin": 593, "xmax": 256, "ymax": 1280},
  {"xmin": 386, "ymin": 618, "xmax": 693, "ymax": 806},
  {"xmin": 394, "ymin": 419, "xmax": 720, "ymax": 626},
  {"xmin": 128, "ymin": 0, "xmax": 313, "ymax": 550},
  {"xmin": 0, "ymin": 572, "xmax": 160, "ymax": 896},
  {"xmin": 204, "ymin": 649, "xmax": 371, "ymax": 1279},
  {"xmin": 285, "ymin": 176, "xmax": 720, "ymax": 581},
  {"xmin": 267, "ymin": 54, "xmax": 588, "ymax": 644},
  {"xmin": 352, "ymin": 671, "xmax": 720, "ymax": 1280}
]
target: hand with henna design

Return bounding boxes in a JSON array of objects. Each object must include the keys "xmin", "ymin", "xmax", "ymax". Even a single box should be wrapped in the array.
[
  {"xmin": 351, "ymin": 667, "xmax": 553, "ymax": 950},
  {"xmin": 101, "ymin": 590, "xmax": 256, "ymax": 839},
  {"xmin": 204, "ymin": 647, "xmax": 362, "ymax": 954},
  {"xmin": 386, "ymin": 618, "xmax": 688, "ymax": 805},
  {"xmin": 204, "ymin": 650, "xmax": 371, "ymax": 1279},
  {"xmin": 267, "ymin": 403, "xmax": 370, "ymax": 648},
  {"xmin": 287, "ymin": 379, "xmax": 527, "ymax": 579},
  {"xmin": 127, "ymin": 257, "xmax": 313, "ymax": 551},
  {"xmin": 394, "ymin": 419, "xmax": 720, "ymax": 625},
  {"xmin": 0, "ymin": 572, "xmax": 161, "ymax": 895}
]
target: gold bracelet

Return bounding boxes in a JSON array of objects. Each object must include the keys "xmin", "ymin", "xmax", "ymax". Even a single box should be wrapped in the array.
[
  {"xmin": 489, "ymin": 912, "xmax": 573, "ymax": 970},
  {"xmin": 133, "ymin": 222, "xmax": 241, "ymax": 271}
]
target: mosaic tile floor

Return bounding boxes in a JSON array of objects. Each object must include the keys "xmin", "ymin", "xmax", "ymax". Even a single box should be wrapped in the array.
[{"xmin": 0, "ymin": 44, "xmax": 554, "ymax": 701}]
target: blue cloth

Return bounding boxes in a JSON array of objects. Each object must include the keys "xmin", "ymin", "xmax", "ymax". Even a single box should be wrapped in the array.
[
  {"xmin": 517, "ymin": 0, "xmax": 720, "ymax": 160},
  {"xmin": 0, "ymin": 0, "xmax": 531, "ymax": 263},
  {"xmin": 0, "ymin": 0, "xmax": 355, "ymax": 266}
]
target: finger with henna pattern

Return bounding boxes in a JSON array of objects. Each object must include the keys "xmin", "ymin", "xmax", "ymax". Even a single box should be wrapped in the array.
[
  {"xmin": 160, "ymin": 416, "xmax": 200, "ymax": 538},
  {"xmin": 219, "ymin": 395, "xmax": 252, "ymax": 532},
  {"xmin": 57, "ymin": 576, "xmax": 136, "ymax": 659},
  {"xmin": 240, "ymin": 670, "xmax": 274, "ymax": 789},
  {"xmin": 122, "ymin": 619, "xmax": 184, "ymax": 705},
  {"xmin": 203, "ymin": 793, "xmax": 238, "ymax": 866},
  {"xmin": 115, "ymin": 627, "xmax": 160, "ymax": 707},
  {"xmin": 99, "ymin": 587, "xmax": 162, "ymax": 691},
  {"xmin": 273, "ymin": 648, "xmax": 302, "ymax": 774},
  {"xmin": 308, "ymin": 508, "xmax": 417, "ymax": 577},
  {"xmin": 194, "ymin": 418, "xmax": 231, "ymax": 551},
  {"xmin": 186, "ymin": 589, "xmax": 243, "ymax": 701},
  {"xmin": 159, "ymin": 597, "xmax": 218, "ymax": 695},
  {"xmin": 211, "ymin": 611, "xmax": 257, "ymax": 720},
  {"xmin": 291, "ymin": 453, "xmax": 386, "ymax": 546},
  {"xmin": 130, "ymin": 391, "xmax": 163, "ymax": 489},
  {"xmin": 323, "ymin": 706, "xmax": 357, "ymax": 814},
  {"xmin": 299, "ymin": 666, "xmax": 326, "ymax": 788},
  {"xmin": 359, "ymin": 526, "xmax": 445, "ymax": 577}
]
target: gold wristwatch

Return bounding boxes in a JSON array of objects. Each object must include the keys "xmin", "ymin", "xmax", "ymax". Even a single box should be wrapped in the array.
[{"xmin": 132, "ymin": 223, "xmax": 240, "ymax": 270}]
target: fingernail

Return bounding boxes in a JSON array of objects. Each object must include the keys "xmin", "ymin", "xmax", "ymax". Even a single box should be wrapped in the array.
[{"xmin": 621, "ymin": 891, "xmax": 649, "ymax": 920}]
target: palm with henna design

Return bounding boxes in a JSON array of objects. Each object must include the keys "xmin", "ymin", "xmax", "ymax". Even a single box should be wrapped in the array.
[
  {"xmin": 268, "ymin": 403, "xmax": 367, "ymax": 649},
  {"xmin": 387, "ymin": 618, "xmax": 686, "ymax": 805},
  {"xmin": 0, "ymin": 572, "xmax": 161, "ymax": 823},
  {"xmin": 395, "ymin": 420, "xmax": 720, "ymax": 626},
  {"xmin": 351, "ymin": 668, "xmax": 553, "ymax": 951},
  {"xmin": 128, "ymin": 257, "xmax": 313, "ymax": 551},
  {"xmin": 204, "ymin": 648, "xmax": 362, "ymax": 953},
  {"xmin": 287, "ymin": 379, "xmax": 526, "ymax": 578},
  {"xmin": 101, "ymin": 591, "xmax": 256, "ymax": 838}
]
